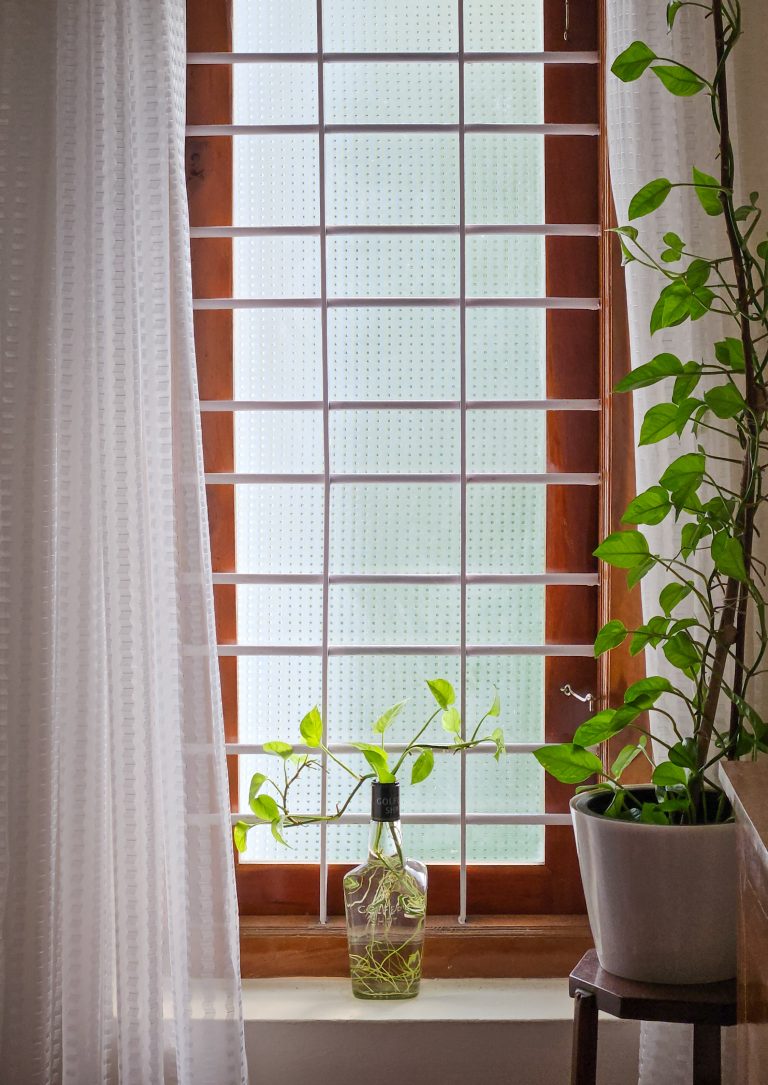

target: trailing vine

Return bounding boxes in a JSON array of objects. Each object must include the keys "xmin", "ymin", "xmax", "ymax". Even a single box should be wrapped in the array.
[{"xmin": 535, "ymin": 0, "xmax": 768, "ymax": 824}]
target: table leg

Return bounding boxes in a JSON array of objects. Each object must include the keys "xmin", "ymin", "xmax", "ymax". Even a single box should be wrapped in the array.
[
  {"xmin": 693, "ymin": 1024, "xmax": 721, "ymax": 1085},
  {"xmin": 570, "ymin": 989, "xmax": 598, "ymax": 1085}
]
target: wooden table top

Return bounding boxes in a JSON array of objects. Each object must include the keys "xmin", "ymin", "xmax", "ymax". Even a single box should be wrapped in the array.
[{"xmin": 569, "ymin": 950, "xmax": 737, "ymax": 1026}]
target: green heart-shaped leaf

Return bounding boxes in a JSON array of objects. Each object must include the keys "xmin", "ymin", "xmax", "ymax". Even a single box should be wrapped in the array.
[
  {"xmin": 594, "ymin": 619, "xmax": 628, "ymax": 657},
  {"xmin": 629, "ymin": 177, "xmax": 672, "ymax": 220},
  {"xmin": 659, "ymin": 583, "xmax": 692, "ymax": 616},
  {"xmin": 251, "ymin": 794, "xmax": 280, "ymax": 822},
  {"xmin": 611, "ymin": 40, "xmax": 657, "ymax": 82},
  {"xmin": 300, "ymin": 706, "xmax": 324, "ymax": 748},
  {"xmin": 411, "ymin": 748, "xmax": 434, "ymax": 785},
  {"xmin": 622, "ymin": 487, "xmax": 671, "ymax": 526},
  {"xmin": 639, "ymin": 403, "xmax": 680, "ymax": 445},
  {"xmin": 652, "ymin": 64, "xmax": 704, "ymax": 96},
  {"xmin": 711, "ymin": 532, "xmax": 748, "ymax": 581},
  {"xmin": 533, "ymin": 743, "xmax": 603, "ymax": 784},
  {"xmin": 427, "ymin": 678, "xmax": 455, "ymax": 710},
  {"xmin": 692, "ymin": 166, "xmax": 723, "ymax": 216},
  {"xmin": 372, "ymin": 701, "xmax": 407, "ymax": 735},
  {"xmin": 614, "ymin": 353, "xmax": 682, "ymax": 393},
  {"xmin": 594, "ymin": 530, "xmax": 650, "ymax": 569}
]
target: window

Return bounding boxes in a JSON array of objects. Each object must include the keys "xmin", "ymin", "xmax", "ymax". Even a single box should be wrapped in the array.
[{"xmin": 187, "ymin": 0, "xmax": 602, "ymax": 924}]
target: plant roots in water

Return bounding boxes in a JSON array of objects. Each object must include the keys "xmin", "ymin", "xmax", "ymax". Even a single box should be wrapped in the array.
[{"xmin": 344, "ymin": 861, "xmax": 427, "ymax": 1000}]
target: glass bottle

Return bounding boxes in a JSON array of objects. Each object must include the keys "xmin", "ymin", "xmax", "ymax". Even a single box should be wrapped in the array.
[{"xmin": 342, "ymin": 781, "xmax": 428, "ymax": 1000}]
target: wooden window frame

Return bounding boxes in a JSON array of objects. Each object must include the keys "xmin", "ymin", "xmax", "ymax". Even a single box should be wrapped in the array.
[{"xmin": 186, "ymin": 0, "xmax": 626, "ymax": 976}]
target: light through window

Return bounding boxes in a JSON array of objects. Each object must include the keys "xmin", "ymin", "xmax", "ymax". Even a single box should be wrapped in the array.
[{"xmin": 188, "ymin": 0, "xmax": 602, "ymax": 921}]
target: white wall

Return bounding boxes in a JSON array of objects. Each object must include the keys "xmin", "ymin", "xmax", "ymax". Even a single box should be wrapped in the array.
[{"xmin": 244, "ymin": 1017, "xmax": 640, "ymax": 1084}]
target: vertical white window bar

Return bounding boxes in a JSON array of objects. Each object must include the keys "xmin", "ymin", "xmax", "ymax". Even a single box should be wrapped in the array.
[
  {"xmin": 191, "ymin": 1, "xmax": 601, "ymax": 924},
  {"xmin": 316, "ymin": 0, "xmax": 331, "ymax": 925},
  {"xmin": 457, "ymin": 0, "xmax": 468, "ymax": 925}
]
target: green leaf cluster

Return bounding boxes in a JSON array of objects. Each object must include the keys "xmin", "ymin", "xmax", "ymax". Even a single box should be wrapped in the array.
[
  {"xmin": 233, "ymin": 680, "xmax": 506, "ymax": 853},
  {"xmin": 534, "ymin": 8, "xmax": 767, "ymax": 828}
]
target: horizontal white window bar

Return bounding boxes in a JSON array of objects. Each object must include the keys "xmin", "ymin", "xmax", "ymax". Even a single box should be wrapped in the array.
[
  {"xmin": 187, "ymin": 122, "xmax": 598, "ymax": 136},
  {"xmin": 189, "ymin": 224, "xmax": 601, "ymax": 238},
  {"xmin": 205, "ymin": 472, "xmax": 600, "ymax": 485},
  {"xmin": 231, "ymin": 812, "xmax": 573, "ymax": 827},
  {"xmin": 187, "ymin": 51, "xmax": 600, "ymax": 65},
  {"xmin": 228, "ymin": 742, "xmax": 546, "ymax": 756},
  {"xmin": 213, "ymin": 572, "xmax": 598, "ymax": 587},
  {"xmin": 217, "ymin": 644, "xmax": 596, "ymax": 657},
  {"xmin": 193, "ymin": 297, "xmax": 601, "ymax": 311},
  {"xmin": 200, "ymin": 399, "xmax": 600, "ymax": 412}
]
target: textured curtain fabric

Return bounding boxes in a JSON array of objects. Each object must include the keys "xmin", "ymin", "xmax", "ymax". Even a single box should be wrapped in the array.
[
  {"xmin": 0, "ymin": 1, "xmax": 247, "ymax": 1083},
  {"xmin": 606, "ymin": 1, "xmax": 767, "ymax": 1082}
]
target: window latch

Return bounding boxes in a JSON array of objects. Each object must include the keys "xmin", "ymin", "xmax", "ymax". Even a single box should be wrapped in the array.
[{"xmin": 560, "ymin": 684, "xmax": 595, "ymax": 714}]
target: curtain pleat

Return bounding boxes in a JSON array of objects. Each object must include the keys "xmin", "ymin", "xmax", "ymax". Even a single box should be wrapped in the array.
[{"xmin": 0, "ymin": 2, "xmax": 247, "ymax": 1082}]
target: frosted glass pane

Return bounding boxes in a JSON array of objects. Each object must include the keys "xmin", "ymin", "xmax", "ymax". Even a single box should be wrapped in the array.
[
  {"xmin": 233, "ymin": 237, "xmax": 320, "ymax": 298},
  {"xmin": 232, "ymin": 0, "xmax": 317, "ymax": 52},
  {"xmin": 466, "ymin": 584, "xmax": 545, "ymax": 645},
  {"xmin": 235, "ymin": 411, "xmax": 323, "ymax": 473},
  {"xmin": 464, "ymin": 63, "xmax": 543, "ymax": 124},
  {"xmin": 329, "ymin": 584, "xmax": 460, "ymax": 646},
  {"xmin": 467, "ymin": 752, "xmax": 544, "ymax": 815},
  {"xmin": 329, "ymin": 308, "xmax": 460, "ymax": 400},
  {"xmin": 466, "ymin": 309, "xmax": 545, "ymax": 400},
  {"xmin": 233, "ymin": 64, "xmax": 317, "ymax": 125},
  {"xmin": 329, "ymin": 823, "xmax": 460, "ymax": 864},
  {"xmin": 466, "ymin": 655, "xmax": 544, "ymax": 742},
  {"xmin": 330, "ymin": 410, "xmax": 458, "ymax": 474},
  {"xmin": 466, "ymin": 135, "xmax": 544, "ymax": 225},
  {"xmin": 466, "ymin": 825, "xmax": 543, "ymax": 862},
  {"xmin": 235, "ymin": 484, "xmax": 324, "ymax": 573},
  {"xmin": 328, "ymin": 655, "xmax": 461, "ymax": 743},
  {"xmin": 323, "ymin": 0, "xmax": 457, "ymax": 52},
  {"xmin": 464, "ymin": 0, "xmax": 543, "ymax": 52},
  {"xmin": 467, "ymin": 409, "xmax": 545, "ymax": 472},
  {"xmin": 466, "ymin": 236, "xmax": 545, "ymax": 297},
  {"xmin": 327, "ymin": 236, "xmax": 459, "ymax": 298},
  {"xmin": 325, "ymin": 63, "xmax": 457, "ymax": 124},
  {"xmin": 233, "ymin": 136, "xmax": 319, "ymax": 227},
  {"xmin": 466, "ymin": 485, "xmax": 545, "ymax": 573},
  {"xmin": 330, "ymin": 484, "xmax": 460, "ymax": 573},
  {"xmin": 237, "ymin": 585, "xmax": 323, "ymax": 645},
  {"xmin": 326, "ymin": 135, "xmax": 458, "ymax": 226},
  {"xmin": 238, "ymin": 656, "xmax": 322, "ymax": 743},
  {"xmin": 234, "ymin": 309, "xmax": 322, "ymax": 401}
]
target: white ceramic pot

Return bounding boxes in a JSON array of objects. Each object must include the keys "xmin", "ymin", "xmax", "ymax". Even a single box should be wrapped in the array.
[{"xmin": 571, "ymin": 789, "xmax": 737, "ymax": 984}]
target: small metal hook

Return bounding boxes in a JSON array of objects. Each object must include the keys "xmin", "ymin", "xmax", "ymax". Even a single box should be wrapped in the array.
[{"xmin": 560, "ymin": 684, "xmax": 595, "ymax": 713}]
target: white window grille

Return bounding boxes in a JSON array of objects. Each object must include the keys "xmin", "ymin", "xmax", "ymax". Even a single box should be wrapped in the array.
[{"xmin": 189, "ymin": 0, "xmax": 600, "ymax": 923}]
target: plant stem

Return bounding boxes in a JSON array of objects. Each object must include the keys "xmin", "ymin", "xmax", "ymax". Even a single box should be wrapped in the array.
[
  {"xmin": 707, "ymin": 0, "xmax": 763, "ymax": 759},
  {"xmin": 708, "ymin": 0, "xmax": 761, "ymax": 760}
]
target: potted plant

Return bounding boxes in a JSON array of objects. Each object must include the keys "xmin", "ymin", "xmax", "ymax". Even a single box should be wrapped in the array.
[
  {"xmin": 535, "ymin": 0, "xmax": 767, "ymax": 984},
  {"xmin": 234, "ymin": 678, "xmax": 504, "ymax": 999}
]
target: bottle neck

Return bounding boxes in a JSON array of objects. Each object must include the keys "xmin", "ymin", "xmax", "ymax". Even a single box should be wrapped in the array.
[{"xmin": 368, "ymin": 817, "xmax": 404, "ymax": 863}]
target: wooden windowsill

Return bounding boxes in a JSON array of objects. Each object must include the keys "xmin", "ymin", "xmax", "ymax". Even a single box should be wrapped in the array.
[{"xmin": 240, "ymin": 914, "xmax": 593, "ymax": 979}]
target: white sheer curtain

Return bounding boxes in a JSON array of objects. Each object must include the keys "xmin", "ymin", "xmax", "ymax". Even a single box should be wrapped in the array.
[
  {"xmin": 606, "ymin": 1, "xmax": 767, "ymax": 1081},
  {"xmin": 0, "ymin": 1, "xmax": 247, "ymax": 1082}
]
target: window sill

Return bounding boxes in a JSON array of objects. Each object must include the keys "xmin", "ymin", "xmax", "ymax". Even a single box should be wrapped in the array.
[
  {"xmin": 243, "ymin": 976, "xmax": 574, "ymax": 1022},
  {"xmin": 240, "ymin": 914, "xmax": 593, "ymax": 978}
]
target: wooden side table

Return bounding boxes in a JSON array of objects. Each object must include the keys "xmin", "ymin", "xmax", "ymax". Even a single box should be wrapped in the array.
[{"xmin": 569, "ymin": 950, "xmax": 737, "ymax": 1085}]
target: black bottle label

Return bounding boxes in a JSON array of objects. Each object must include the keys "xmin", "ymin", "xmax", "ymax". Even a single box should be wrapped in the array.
[{"xmin": 371, "ymin": 781, "xmax": 400, "ymax": 822}]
